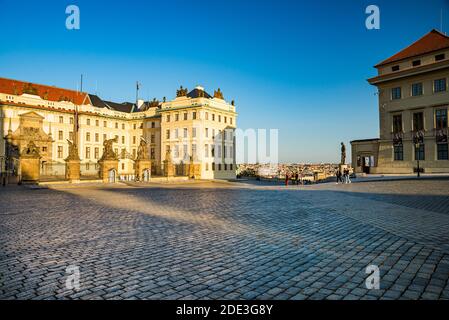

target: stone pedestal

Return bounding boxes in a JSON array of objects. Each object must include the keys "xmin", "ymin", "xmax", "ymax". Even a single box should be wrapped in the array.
[
  {"xmin": 99, "ymin": 159, "xmax": 119, "ymax": 183},
  {"xmin": 339, "ymin": 164, "xmax": 348, "ymax": 173},
  {"xmin": 20, "ymin": 156, "xmax": 40, "ymax": 184},
  {"xmin": 192, "ymin": 163, "xmax": 201, "ymax": 179},
  {"xmin": 163, "ymin": 160, "xmax": 174, "ymax": 177},
  {"xmin": 65, "ymin": 159, "xmax": 80, "ymax": 182},
  {"xmin": 135, "ymin": 159, "xmax": 151, "ymax": 181}
]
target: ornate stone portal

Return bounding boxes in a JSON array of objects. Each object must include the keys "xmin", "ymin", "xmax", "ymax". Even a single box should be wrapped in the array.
[
  {"xmin": 19, "ymin": 141, "xmax": 41, "ymax": 184},
  {"xmin": 98, "ymin": 137, "xmax": 119, "ymax": 183},
  {"xmin": 135, "ymin": 138, "xmax": 151, "ymax": 182}
]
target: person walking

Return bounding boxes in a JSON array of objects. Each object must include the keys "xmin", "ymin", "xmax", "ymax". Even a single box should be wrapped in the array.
[
  {"xmin": 336, "ymin": 170, "xmax": 342, "ymax": 184},
  {"xmin": 345, "ymin": 168, "xmax": 351, "ymax": 184}
]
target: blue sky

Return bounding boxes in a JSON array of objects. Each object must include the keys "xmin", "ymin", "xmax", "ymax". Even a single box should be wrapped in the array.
[{"xmin": 1, "ymin": 0, "xmax": 448, "ymax": 163}]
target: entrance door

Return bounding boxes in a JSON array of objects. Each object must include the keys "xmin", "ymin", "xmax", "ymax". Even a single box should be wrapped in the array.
[{"xmin": 108, "ymin": 169, "xmax": 116, "ymax": 183}]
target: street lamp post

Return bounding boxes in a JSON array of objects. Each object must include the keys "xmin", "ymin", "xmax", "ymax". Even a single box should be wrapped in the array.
[{"xmin": 415, "ymin": 141, "xmax": 420, "ymax": 178}]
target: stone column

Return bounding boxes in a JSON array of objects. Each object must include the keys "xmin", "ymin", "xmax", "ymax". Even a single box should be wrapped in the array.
[
  {"xmin": 99, "ymin": 159, "xmax": 119, "ymax": 183},
  {"xmin": 19, "ymin": 141, "xmax": 41, "ymax": 184},
  {"xmin": 135, "ymin": 159, "xmax": 151, "ymax": 181}
]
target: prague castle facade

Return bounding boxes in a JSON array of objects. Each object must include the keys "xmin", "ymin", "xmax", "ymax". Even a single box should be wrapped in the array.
[
  {"xmin": 0, "ymin": 77, "xmax": 237, "ymax": 181},
  {"xmin": 351, "ymin": 30, "xmax": 449, "ymax": 174}
]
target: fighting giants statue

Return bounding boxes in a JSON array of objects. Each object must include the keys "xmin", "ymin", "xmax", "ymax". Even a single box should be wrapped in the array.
[{"xmin": 100, "ymin": 136, "xmax": 118, "ymax": 161}]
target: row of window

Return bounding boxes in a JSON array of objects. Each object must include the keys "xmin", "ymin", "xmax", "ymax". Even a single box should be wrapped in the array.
[
  {"xmin": 391, "ymin": 53, "xmax": 445, "ymax": 72},
  {"xmin": 392, "ymin": 109, "xmax": 447, "ymax": 133},
  {"xmin": 57, "ymin": 116, "xmax": 143, "ymax": 130},
  {"xmin": 207, "ymin": 163, "xmax": 234, "ymax": 171},
  {"xmin": 393, "ymin": 143, "xmax": 448, "ymax": 161},
  {"xmin": 391, "ymin": 78, "xmax": 447, "ymax": 100},
  {"xmin": 165, "ymin": 127, "xmax": 233, "ymax": 140},
  {"xmin": 167, "ymin": 144, "xmax": 234, "ymax": 159},
  {"xmin": 57, "ymin": 145, "xmax": 157, "ymax": 160},
  {"xmin": 165, "ymin": 111, "xmax": 233, "ymax": 125}
]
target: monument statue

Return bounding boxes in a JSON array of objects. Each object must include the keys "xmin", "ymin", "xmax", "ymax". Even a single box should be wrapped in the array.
[
  {"xmin": 136, "ymin": 138, "xmax": 149, "ymax": 160},
  {"xmin": 340, "ymin": 142, "xmax": 346, "ymax": 165},
  {"xmin": 66, "ymin": 139, "xmax": 80, "ymax": 160},
  {"xmin": 22, "ymin": 141, "xmax": 40, "ymax": 157},
  {"xmin": 213, "ymin": 88, "xmax": 224, "ymax": 100},
  {"xmin": 176, "ymin": 86, "xmax": 188, "ymax": 97},
  {"xmin": 100, "ymin": 136, "xmax": 118, "ymax": 160}
]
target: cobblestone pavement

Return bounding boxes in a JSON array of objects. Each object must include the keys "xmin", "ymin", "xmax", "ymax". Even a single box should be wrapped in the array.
[{"xmin": 0, "ymin": 179, "xmax": 449, "ymax": 300}]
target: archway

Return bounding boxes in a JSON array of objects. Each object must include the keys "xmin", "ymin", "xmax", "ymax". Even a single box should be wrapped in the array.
[{"xmin": 108, "ymin": 169, "xmax": 117, "ymax": 183}]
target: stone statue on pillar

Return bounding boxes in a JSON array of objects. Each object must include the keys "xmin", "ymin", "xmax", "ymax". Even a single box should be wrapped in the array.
[
  {"xmin": 65, "ymin": 139, "xmax": 81, "ymax": 182},
  {"xmin": 135, "ymin": 137, "xmax": 151, "ymax": 181},
  {"xmin": 340, "ymin": 142, "xmax": 346, "ymax": 165}
]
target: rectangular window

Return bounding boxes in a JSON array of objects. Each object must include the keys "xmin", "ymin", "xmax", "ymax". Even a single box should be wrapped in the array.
[
  {"xmin": 218, "ymin": 115, "xmax": 221, "ymax": 122},
  {"xmin": 121, "ymin": 148, "xmax": 126, "ymax": 159},
  {"xmin": 412, "ymin": 59, "xmax": 421, "ymax": 67},
  {"xmin": 437, "ymin": 144, "xmax": 448, "ymax": 160},
  {"xmin": 391, "ymin": 87, "xmax": 401, "ymax": 100},
  {"xmin": 205, "ymin": 112, "xmax": 209, "ymax": 120},
  {"xmin": 69, "ymin": 117, "xmax": 73, "ymax": 124},
  {"xmin": 192, "ymin": 144, "xmax": 197, "ymax": 157},
  {"xmin": 205, "ymin": 128, "xmax": 209, "ymax": 138},
  {"xmin": 192, "ymin": 128, "xmax": 197, "ymax": 138},
  {"xmin": 86, "ymin": 132, "xmax": 90, "ymax": 141},
  {"xmin": 413, "ymin": 112, "xmax": 424, "ymax": 131},
  {"xmin": 212, "ymin": 162, "xmax": 215, "ymax": 171},
  {"xmin": 115, "ymin": 122, "xmax": 118, "ymax": 129},
  {"xmin": 174, "ymin": 145, "xmax": 179, "ymax": 158},
  {"xmin": 411, "ymin": 83, "xmax": 423, "ymax": 96},
  {"xmin": 95, "ymin": 133, "xmax": 99, "ymax": 142},
  {"xmin": 230, "ymin": 164, "xmax": 233, "ymax": 170},
  {"xmin": 69, "ymin": 132, "xmax": 73, "ymax": 141},
  {"xmin": 183, "ymin": 128, "xmax": 188, "ymax": 138},
  {"xmin": 204, "ymin": 144, "xmax": 209, "ymax": 157},
  {"xmin": 174, "ymin": 129, "xmax": 178, "ymax": 139},
  {"xmin": 224, "ymin": 116, "xmax": 227, "ymax": 123},
  {"xmin": 183, "ymin": 113, "xmax": 188, "ymax": 120},
  {"xmin": 211, "ymin": 145, "xmax": 215, "ymax": 157},
  {"xmin": 86, "ymin": 118, "xmax": 91, "ymax": 125},
  {"xmin": 103, "ymin": 134, "xmax": 107, "ymax": 141},
  {"xmin": 86, "ymin": 147, "xmax": 91, "ymax": 159},
  {"xmin": 96, "ymin": 120, "xmax": 99, "ymax": 126},
  {"xmin": 436, "ymin": 109, "xmax": 448, "ymax": 129},
  {"xmin": 151, "ymin": 122, "xmax": 155, "ymax": 128},
  {"xmin": 415, "ymin": 144, "xmax": 425, "ymax": 161},
  {"xmin": 166, "ymin": 129, "xmax": 170, "ymax": 139},
  {"xmin": 394, "ymin": 145, "xmax": 403, "ymax": 161},
  {"xmin": 230, "ymin": 118, "xmax": 233, "ymax": 125},
  {"xmin": 151, "ymin": 148, "xmax": 155, "ymax": 159},
  {"xmin": 393, "ymin": 115, "xmax": 402, "ymax": 133},
  {"xmin": 166, "ymin": 115, "xmax": 170, "ymax": 122},
  {"xmin": 132, "ymin": 149, "xmax": 136, "ymax": 159},
  {"xmin": 58, "ymin": 130, "xmax": 63, "ymax": 140},
  {"xmin": 391, "ymin": 65, "xmax": 400, "ymax": 72},
  {"xmin": 57, "ymin": 146, "xmax": 63, "ymax": 158},
  {"xmin": 133, "ymin": 136, "xmax": 136, "ymax": 144},
  {"xmin": 175, "ymin": 113, "xmax": 179, "ymax": 121},
  {"xmin": 59, "ymin": 116, "xmax": 64, "ymax": 124},
  {"xmin": 151, "ymin": 134, "xmax": 155, "ymax": 143},
  {"xmin": 212, "ymin": 114, "xmax": 215, "ymax": 121},
  {"xmin": 122, "ymin": 123, "xmax": 125, "ymax": 130},
  {"xmin": 94, "ymin": 147, "xmax": 99, "ymax": 159},
  {"xmin": 193, "ymin": 112, "xmax": 197, "ymax": 120},
  {"xmin": 218, "ymin": 164, "xmax": 222, "ymax": 171},
  {"xmin": 434, "ymin": 78, "xmax": 447, "ymax": 93},
  {"xmin": 183, "ymin": 144, "xmax": 188, "ymax": 158},
  {"xmin": 435, "ymin": 53, "xmax": 445, "ymax": 61},
  {"xmin": 104, "ymin": 121, "xmax": 107, "ymax": 128}
]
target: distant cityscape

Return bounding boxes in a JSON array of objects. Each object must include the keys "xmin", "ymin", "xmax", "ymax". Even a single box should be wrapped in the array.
[{"xmin": 237, "ymin": 163, "xmax": 342, "ymax": 182}]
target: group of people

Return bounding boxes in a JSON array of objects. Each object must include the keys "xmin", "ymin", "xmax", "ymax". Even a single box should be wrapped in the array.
[
  {"xmin": 336, "ymin": 168, "xmax": 351, "ymax": 184},
  {"xmin": 284, "ymin": 173, "xmax": 304, "ymax": 186}
]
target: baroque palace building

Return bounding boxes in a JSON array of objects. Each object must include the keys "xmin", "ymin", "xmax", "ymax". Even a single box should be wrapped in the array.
[
  {"xmin": 0, "ymin": 77, "xmax": 237, "ymax": 182},
  {"xmin": 351, "ymin": 29, "xmax": 449, "ymax": 174}
]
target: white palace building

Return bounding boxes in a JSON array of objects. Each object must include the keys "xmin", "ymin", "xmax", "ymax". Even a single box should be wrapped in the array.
[{"xmin": 0, "ymin": 77, "xmax": 237, "ymax": 182}]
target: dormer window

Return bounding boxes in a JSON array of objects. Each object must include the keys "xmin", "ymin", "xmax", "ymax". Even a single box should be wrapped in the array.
[
  {"xmin": 435, "ymin": 53, "xmax": 445, "ymax": 61},
  {"xmin": 412, "ymin": 59, "xmax": 421, "ymax": 67},
  {"xmin": 391, "ymin": 65, "xmax": 400, "ymax": 72}
]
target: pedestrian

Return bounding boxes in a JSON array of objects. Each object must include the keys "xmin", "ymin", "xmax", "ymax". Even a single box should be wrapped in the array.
[
  {"xmin": 285, "ymin": 173, "xmax": 289, "ymax": 186},
  {"xmin": 345, "ymin": 169, "xmax": 351, "ymax": 184},
  {"xmin": 336, "ymin": 170, "xmax": 342, "ymax": 184},
  {"xmin": 295, "ymin": 173, "xmax": 299, "ymax": 185}
]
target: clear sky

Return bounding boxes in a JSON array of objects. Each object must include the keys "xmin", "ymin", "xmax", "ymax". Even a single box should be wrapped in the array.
[{"xmin": 1, "ymin": 0, "xmax": 448, "ymax": 163}]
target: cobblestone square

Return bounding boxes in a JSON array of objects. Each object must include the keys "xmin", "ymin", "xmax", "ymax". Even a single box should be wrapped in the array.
[{"xmin": 1, "ymin": 179, "xmax": 449, "ymax": 300}]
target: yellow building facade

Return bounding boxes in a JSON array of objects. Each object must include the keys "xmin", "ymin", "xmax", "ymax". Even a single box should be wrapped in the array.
[
  {"xmin": 0, "ymin": 77, "xmax": 237, "ymax": 181},
  {"xmin": 351, "ymin": 30, "xmax": 449, "ymax": 174}
]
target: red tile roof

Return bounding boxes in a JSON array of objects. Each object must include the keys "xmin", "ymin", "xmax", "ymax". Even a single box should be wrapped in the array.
[
  {"xmin": 375, "ymin": 29, "xmax": 449, "ymax": 67},
  {"xmin": 0, "ymin": 77, "xmax": 90, "ymax": 105}
]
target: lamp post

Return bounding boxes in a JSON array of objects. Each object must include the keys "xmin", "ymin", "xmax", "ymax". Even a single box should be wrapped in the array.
[{"xmin": 413, "ymin": 134, "xmax": 421, "ymax": 178}]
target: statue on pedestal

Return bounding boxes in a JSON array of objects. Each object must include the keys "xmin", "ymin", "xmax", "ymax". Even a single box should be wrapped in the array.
[
  {"xmin": 100, "ymin": 136, "xmax": 118, "ymax": 161},
  {"xmin": 136, "ymin": 138, "xmax": 149, "ymax": 160},
  {"xmin": 340, "ymin": 142, "xmax": 346, "ymax": 165},
  {"xmin": 66, "ymin": 140, "xmax": 80, "ymax": 160}
]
